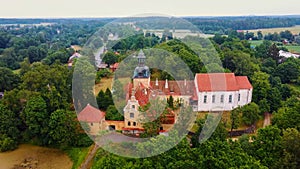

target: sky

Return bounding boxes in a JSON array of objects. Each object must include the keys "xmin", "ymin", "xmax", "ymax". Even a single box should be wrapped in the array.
[{"xmin": 1, "ymin": 0, "xmax": 300, "ymax": 18}]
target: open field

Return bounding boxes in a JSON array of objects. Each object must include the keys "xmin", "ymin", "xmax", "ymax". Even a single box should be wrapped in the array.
[
  {"xmin": 94, "ymin": 77, "xmax": 113, "ymax": 95},
  {"xmin": 249, "ymin": 40, "xmax": 263, "ymax": 47},
  {"xmin": 285, "ymin": 45, "xmax": 300, "ymax": 53},
  {"xmin": 0, "ymin": 144, "xmax": 72, "ymax": 169},
  {"xmin": 246, "ymin": 25, "xmax": 300, "ymax": 35}
]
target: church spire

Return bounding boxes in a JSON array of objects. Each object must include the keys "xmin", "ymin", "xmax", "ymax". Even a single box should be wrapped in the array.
[{"xmin": 137, "ymin": 50, "xmax": 146, "ymax": 67}]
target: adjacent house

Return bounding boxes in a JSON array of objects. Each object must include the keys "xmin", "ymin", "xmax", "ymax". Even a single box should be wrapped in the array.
[{"xmin": 78, "ymin": 104, "xmax": 105, "ymax": 135}]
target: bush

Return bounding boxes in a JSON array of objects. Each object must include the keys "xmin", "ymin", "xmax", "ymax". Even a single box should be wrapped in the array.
[{"xmin": 0, "ymin": 135, "xmax": 17, "ymax": 152}]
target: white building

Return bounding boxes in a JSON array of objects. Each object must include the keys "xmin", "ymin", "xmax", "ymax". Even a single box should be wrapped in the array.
[
  {"xmin": 195, "ymin": 73, "xmax": 252, "ymax": 111},
  {"xmin": 279, "ymin": 50, "xmax": 300, "ymax": 59}
]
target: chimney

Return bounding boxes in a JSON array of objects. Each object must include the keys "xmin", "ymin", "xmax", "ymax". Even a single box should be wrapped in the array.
[{"xmin": 155, "ymin": 78, "xmax": 158, "ymax": 86}]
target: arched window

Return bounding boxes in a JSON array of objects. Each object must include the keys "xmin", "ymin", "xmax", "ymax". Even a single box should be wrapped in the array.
[
  {"xmin": 128, "ymin": 121, "xmax": 131, "ymax": 126},
  {"xmin": 133, "ymin": 122, "xmax": 136, "ymax": 126}
]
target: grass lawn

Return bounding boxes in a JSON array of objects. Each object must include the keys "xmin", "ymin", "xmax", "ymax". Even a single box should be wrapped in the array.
[
  {"xmin": 284, "ymin": 45, "xmax": 300, "ymax": 53},
  {"xmin": 65, "ymin": 147, "xmax": 90, "ymax": 169},
  {"xmin": 94, "ymin": 77, "xmax": 113, "ymax": 95},
  {"xmin": 249, "ymin": 40, "xmax": 263, "ymax": 47}
]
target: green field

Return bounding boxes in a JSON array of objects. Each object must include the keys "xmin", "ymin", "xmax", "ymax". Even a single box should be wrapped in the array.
[
  {"xmin": 284, "ymin": 45, "xmax": 300, "ymax": 53},
  {"xmin": 249, "ymin": 40, "xmax": 264, "ymax": 47}
]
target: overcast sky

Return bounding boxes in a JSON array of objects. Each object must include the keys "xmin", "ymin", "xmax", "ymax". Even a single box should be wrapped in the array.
[{"xmin": 1, "ymin": 0, "xmax": 299, "ymax": 18}]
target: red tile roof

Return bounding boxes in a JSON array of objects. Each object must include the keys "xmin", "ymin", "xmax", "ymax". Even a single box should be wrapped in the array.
[
  {"xmin": 195, "ymin": 73, "xmax": 252, "ymax": 92},
  {"xmin": 236, "ymin": 76, "xmax": 253, "ymax": 89},
  {"xmin": 149, "ymin": 80, "xmax": 195, "ymax": 96},
  {"xmin": 78, "ymin": 104, "xmax": 105, "ymax": 123}
]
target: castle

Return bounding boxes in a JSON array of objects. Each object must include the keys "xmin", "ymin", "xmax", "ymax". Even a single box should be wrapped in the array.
[{"xmin": 78, "ymin": 50, "xmax": 253, "ymax": 135}]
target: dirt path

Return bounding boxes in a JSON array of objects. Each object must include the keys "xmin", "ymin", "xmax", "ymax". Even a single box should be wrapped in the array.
[
  {"xmin": 263, "ymin": 112, "xmax": 272, "ymax": 128},
  {"xmin": 0, "ymin": 144, "xmax": 72, "ymax": 169},
  {"xmin": 79, "ymin": 144, "xmax": 99, "ymax": 169}
]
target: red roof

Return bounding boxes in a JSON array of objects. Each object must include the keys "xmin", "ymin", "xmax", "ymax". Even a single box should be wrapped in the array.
[
  {"xmin": 149, "ymin": 80, "xmax": 195, "ymax": 96},
  {"xmin": 195, "ymin": 73, "xmax": 252, "ymax": 92},
  {"xmin": 78, "ymin": 104, "xmax": 105, "ymax": 123},
  {"xmin": 110, "ymin": 63, "xmax": 119, "ymax": 69},
  {"xmin": 236, "ymin": 76, "xmax": 253, "ymax": 89}
]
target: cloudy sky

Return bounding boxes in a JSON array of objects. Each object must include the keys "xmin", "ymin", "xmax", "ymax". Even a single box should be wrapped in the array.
[{"xmin": 1, "ymin": 0, "xmax": 299, "ymax": 18}]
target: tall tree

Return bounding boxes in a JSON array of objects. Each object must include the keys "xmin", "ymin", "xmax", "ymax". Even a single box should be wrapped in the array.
[
  {"xmin": 251, "ymin": 71, "xmax": 271, "ymax": 103},
  {"xmin": 22, "ymin": 96, "xmax": 48, "ymax": 141},
  {"xmin": 230, "ymin": 107, "xmax": 241, "ymax": 137}
]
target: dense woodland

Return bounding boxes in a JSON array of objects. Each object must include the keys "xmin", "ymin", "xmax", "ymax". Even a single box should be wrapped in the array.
[{"xmin": 0, "ymin": 16, "xmax": 300, "ymax": 168}]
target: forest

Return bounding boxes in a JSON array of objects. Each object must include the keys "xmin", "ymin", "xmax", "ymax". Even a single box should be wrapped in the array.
[{"xmin": 0, "ymin": 16, "xmax": 300, "ymax": 168}]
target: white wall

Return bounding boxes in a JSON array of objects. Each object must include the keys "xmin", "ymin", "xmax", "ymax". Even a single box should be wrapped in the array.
[
  {"xmin": 196, "ymin": 89, "xmax": 252, "ymax": 112},
  {"xmin": 237, "ymin": 89, "xmax": 252, "ymax": 106}
]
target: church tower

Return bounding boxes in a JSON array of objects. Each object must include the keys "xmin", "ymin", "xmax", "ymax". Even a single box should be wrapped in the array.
[{"xmin": 133, "ymin": 50, "xmax": 150, "ymax": 88}]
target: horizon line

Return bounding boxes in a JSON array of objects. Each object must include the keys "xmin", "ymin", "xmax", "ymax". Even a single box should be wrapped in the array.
[{"xmin": 1, "ymin": 14, "xmax": 300, "ymax": 19}]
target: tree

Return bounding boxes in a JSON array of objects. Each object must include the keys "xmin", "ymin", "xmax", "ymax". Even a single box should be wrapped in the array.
[
  {"xmin": 19, "ymin": 57, "xmax": 31, "ymax": 76},
  {"xmin": 267, "ymin": 87, "xmax": 282, "ymax": 113},
  {"xmin": 0, "ymin": 104, "xmax": 20, "ymax": 140},
  {"xmin": 27, "ymin": 46, "xmax": 47, "ymax": 63},
  {"xmin": 252, "ymin": 126, "xmax": 282, "ymax": 168},
  {"xmin": 241, "ymin": 103, "xmax": 260, "ymax": 126},
  {"xmin": 167, "ymin": 95, "xmax": 174, "ymax": 109},
  {"xmin": 274, "ymin": 58, "xmax": 300, "ymax": 83},
  {"xmin": 278, "ymin": 128, "xmax": 300, "ymax": 169},
  {"xmin": 22, "ymin": 96, "xmax": 48, "ymax": 141},
  {"xmin": 48, "ymin": 109, "xmax": 78, "ymax": 146},
  {"xmin": 105, "ymin": 105, "xmax": 124, "ymax": 121},
  {"xmin": 0, "ymin": 67, "xmax": 20, "ymax": 91},
  {"xmin": 272, "ymin": 97, "xmax": 300, "ymax": 130},
  {"xmin": 255, "ymin": 40, "xmax": 272, "ymax": 58},
  {"xmin": 267, "ymin": 43, "xmax": 280, "ymax": 63},
  {"xmin": 251, "ymin": 71, "xmax": 271, "ymax": 103},
  {"xmin": 223, "ymin": 50, "xmax": 259, "ymax": 76},
  {"xmin": 140, "ymin": 98, "xmax": 167, "ymax": 137},
  {"xmin": 280, "ymin": 30, "xmax": 294, "ymax": 41},
  {"xmin": 258, "ymin": 98, "xmax": 270, "ymax": 114},
  {"xmin": 230, "ymin": 107, "xmax": 241, "ymax": 137},
  {"xmin": 257, "ymin": 31, "xmax": 263, "ymax": 40},
  {"xmin": 102, "ymin": 51, "xmax": 118, "ymax": 66}
]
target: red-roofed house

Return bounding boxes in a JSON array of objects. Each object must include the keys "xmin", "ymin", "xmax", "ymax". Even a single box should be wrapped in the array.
[
  {"xmin": 78, "ymin": 104, "xmax": 106, "ymax": 135},
  {"xmin": 195, "ymin": 73, "xmax": 252, "ymax": 111}
]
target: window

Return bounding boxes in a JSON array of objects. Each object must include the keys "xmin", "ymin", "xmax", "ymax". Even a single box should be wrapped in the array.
[
  {"xmin": 220, "ymin": 95, "xmax": 224, "ymax": 103},
  {"xmin": 133, "ymin": 122, "xmax": 136, "ymax": 126},
  {"xmin": 90, "ymin": 123, "xmax": 93, "ymax": 126},
  {"xmin": 212, "ymin": 95, "xmax": 216, "ymax": 103},
  {"xmin": 130, "ymin": 113, "xmax": 134, "ymax": 118},
  {"xmin": 229, "ymin": 95, "xmax": 232, "ymax": 103},
  {"xmin": 238, "ymin": 94, "xmax": 241, "ymax": 102},
  {"xmin": 128, "ymin": 121, "xmax": 131, "ymax": 126},
  {"xmin": 203, "ymin": 95, "xmax": 207, "ymax": 103},
  {"xmin": 132, "ymin": 105, "xmax": 135, "ymax": 109}
]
